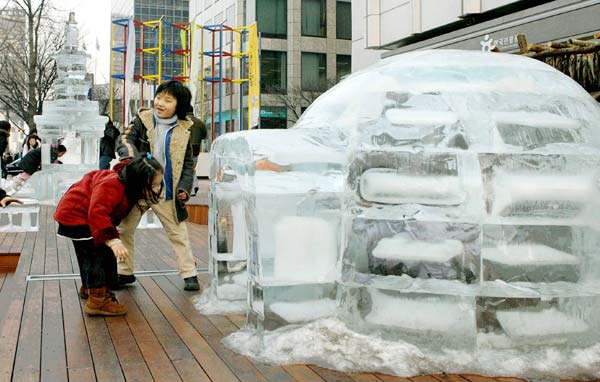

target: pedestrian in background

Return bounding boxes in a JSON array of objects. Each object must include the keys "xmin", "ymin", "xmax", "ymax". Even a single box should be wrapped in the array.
[
  {"xmin": 186, "ymin": 106, "xmax": 206, "ymax": 196},
  {"xmin": 99, "ymin": 115, "xmax": 120, "ymax": 170},
  {"xmin": 0, "ymin": 121, "xmax": 11, "ymax": 178}
]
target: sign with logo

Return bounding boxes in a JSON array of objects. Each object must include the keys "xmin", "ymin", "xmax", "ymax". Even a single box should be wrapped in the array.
[{"xmin": 480, "ymin": 33, "xmax": 520, "ymax": 52}]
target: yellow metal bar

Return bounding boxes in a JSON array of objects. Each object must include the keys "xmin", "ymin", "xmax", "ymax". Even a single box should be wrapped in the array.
[
  {"xmin": 182, "ymin": 25, "xmax": 188, "ymax": 82},
  {"xmin": 142, "ymin": 20, "xmax": 160, "ymax": 28},
  {"xmin": 142, "ymin": 47, "xmax": 160, "ymax": 54},
  {"xmin": 230, "ymin": 79, "xmax": 248, "ymax": 84},
  {"xmin": 158, "ymin": 20, "xmax": 162, "ymax": 84}
]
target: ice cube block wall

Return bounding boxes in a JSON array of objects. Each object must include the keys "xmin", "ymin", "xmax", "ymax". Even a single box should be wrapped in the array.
[{"xmin": 209, "ymin": 50, "xmax": 600, "ymax": 349}]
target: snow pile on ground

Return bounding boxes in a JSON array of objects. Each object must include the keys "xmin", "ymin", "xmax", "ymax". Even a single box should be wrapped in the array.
[{"xmin": 223, "ymin": 317, "xmax": 600, "ymax": 381}]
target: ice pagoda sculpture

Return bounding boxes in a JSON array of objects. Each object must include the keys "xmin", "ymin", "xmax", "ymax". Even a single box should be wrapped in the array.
[
  {"xmin": 26, "ymin": 12, "xmax": 107, "ymax": 204},
  {"xmin": 207, "ymin": 50, "xmax": 600, "ymax": 354}
]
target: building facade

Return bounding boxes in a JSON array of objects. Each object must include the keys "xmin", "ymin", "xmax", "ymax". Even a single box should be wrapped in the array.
[
  {"xmin": 352, "ymin": 0, "xmax": 600, "ymax": 71},
  {"xmin": 134, "ymin": 0, "xmax": 190, "ymax": 78},
  {"xmin": 190, "ymin": 0, "xmax": 352, "ymax": 129}
]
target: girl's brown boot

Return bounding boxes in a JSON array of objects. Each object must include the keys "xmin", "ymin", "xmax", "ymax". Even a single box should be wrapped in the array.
[{"xmin": 84, "ymin": 287, "xmax": 127, "ymax": 316}]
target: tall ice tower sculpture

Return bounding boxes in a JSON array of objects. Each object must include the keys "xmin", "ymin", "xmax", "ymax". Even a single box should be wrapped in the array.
[{"xmin": 31, "ymin": 12, "xmax": 108, "ymax": 203}]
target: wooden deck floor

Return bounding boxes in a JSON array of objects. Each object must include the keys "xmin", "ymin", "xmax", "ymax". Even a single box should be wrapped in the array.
[{"xmin": 0, "ymin": 206, "xmax": 544, "ymax": 382}]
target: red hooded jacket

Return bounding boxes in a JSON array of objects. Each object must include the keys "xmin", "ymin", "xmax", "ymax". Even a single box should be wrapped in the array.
[{"xmin": 54, "ymin": 170, "xmax": 133, "ymax": 246}]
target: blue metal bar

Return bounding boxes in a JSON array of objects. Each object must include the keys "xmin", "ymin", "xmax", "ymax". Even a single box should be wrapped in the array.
[
  {"xmin": 112, "ymin": 46, "xmax": 126, "ymax": 53},
  {"xmin": 112, "ymin": 18, "xmax": 129, "ymax": 26}
]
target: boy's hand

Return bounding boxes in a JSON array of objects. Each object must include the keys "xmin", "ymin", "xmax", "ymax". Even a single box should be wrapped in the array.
[
  {"xmin": 0, "ymin": 196, "xmax": 23, "ymax": 208},
  {"xmin": 176, "ymin": 190, "xmax": 189, "ymax": 201}
]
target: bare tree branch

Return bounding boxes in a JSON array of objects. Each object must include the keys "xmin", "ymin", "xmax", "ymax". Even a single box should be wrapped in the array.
[
  {"xmin": 0, "ymin": 0, "xmax": 61, "ymax": 128},
  {"xmin": 268, "ymin": 78, "xmax": 338, "ymax": 124}
]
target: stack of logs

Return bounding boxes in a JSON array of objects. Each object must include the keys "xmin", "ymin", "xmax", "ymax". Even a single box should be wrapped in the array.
[{"xmin": 514, "ymin": 33, "xmax": 600, "ymax": 101}]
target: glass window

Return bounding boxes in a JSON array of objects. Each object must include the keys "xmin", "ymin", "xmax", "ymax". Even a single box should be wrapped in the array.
[
  {"xmin": 336, "ymin": 1, "xmax": 351, "ymax": 40},
  {"xmin": 336, "ymin": 54, "xmax": 351, "ymax": 80},
  {"xmin": 302, "ymin": 0, "xmax": 326, "ymax": 37},
  {"xmin": 261, "ymin": 50, "xmax": 287, "ymax": 94},
  {"xmin": 257, "ymin": 0, "xmax": 287, "ymax": 39},
  {"xmin": 301, "ymin": 52, "xmax": 326, "ymax": 91},
  {"xmin": 226, "ymin": 5, "xmax": 235, "ymax": 26},
  {"xmin": 260, "ymin": 106, "xmax": 287, "ymax": 129}
]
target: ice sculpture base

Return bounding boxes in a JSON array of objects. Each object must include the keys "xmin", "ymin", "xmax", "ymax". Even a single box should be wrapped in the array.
[
  {"xmin": 0, "ymin": 199, "xmax": 40, "ymax": 232},
  {"xmin": 338, "ymin": 283, "xmax": 600, "ymax": 351},
  {"xmin": 137, "ymin": 209, "xmax": 163, "ymax": 229},
  {"xmin": 247, "ymin": 281, "xmax": 337, "ymax": 331}
]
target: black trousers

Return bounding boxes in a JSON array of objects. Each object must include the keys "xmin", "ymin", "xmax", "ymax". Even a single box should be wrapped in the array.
[{"xmin": 72, "ymin": 239, "xmax": 118, "ymax": 289}]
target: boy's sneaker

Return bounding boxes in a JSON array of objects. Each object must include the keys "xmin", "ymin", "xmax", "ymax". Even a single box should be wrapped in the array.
[
  {"xmin": 117, "ymin": 274, "xmax": 136, "ymax": 287},
  {"xmin": 183, "ymin": 276, "xmax": 200, "ymax": 291}
]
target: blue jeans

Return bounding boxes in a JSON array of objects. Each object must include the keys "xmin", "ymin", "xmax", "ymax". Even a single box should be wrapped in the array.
[{"xmin": 99, "ymin": 155, "xmax": 112, "ymax": 170}]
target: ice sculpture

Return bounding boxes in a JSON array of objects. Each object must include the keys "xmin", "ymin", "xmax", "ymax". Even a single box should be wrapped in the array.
[
  {"xmin": 208, "ymin": 50, "xmax": 600, "ymax": 376},
  {"xmin": 0, "ymin": 198, "xmax": 40, "ymax": 232},
  {"xmin": 22, "ymin": 12, "xmax": 107, "ymax": 204}
]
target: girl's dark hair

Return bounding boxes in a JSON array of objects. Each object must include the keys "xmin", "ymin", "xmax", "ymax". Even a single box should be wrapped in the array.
[
  {"xmin": 119, "ymin": 154, "xmax": 163, "ymax": 205},
  {"xmin": 0, "ymin": 121, "xmax": 10, "ymax": 132},
  {"xmin": 155, "ymin": 80, "xmax": 192, "ymax": 119},
  {"xmin": 25, "ymin": 135, "xmax": 40, "ymax": 148}
]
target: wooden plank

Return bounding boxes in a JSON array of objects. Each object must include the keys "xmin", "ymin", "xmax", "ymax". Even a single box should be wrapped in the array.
[
  {"xmin": 137, "ymin": 234, "xmax": 294, "ymax": 382},
  {"xmin": 105, "ymin": 314, "xmax": 154, "ymax": 382},
  {"xmin": 310, "ymin": 365, "xmax": 356, "ymax": 382},
  {"xmin": 61, "ymin": 278, "xmax": 96, "ymax": 382},
  {"xmin": 147, "ymin": 228, "xmax": 353, "ymax": 382},
  {"xmin": 374, "ymin": 374, "xmax": 412, "ymax": 382},
  {"xmin": 410, "ymin": 376, "xmax": 441, "ymax": 382},
  {"xmin": 118, "ymin": 289, "xmax": 183, "ymax": 381},
  {"xmin": 0, "ymin": 229, "xmax": 36, "ymax": 382},
  {"xmin": 348, "ymin": 373, "xmax": 383, "ymax": 382},
  {"xmin": 41, "ymin": 213, "xmax": 68, "ymax": 382},
  {"xmin": 187, "ymin": 205, "xmax": 209, "ymax": 225},
  {"xmin": 137, "ymin": 276, "xmax": 240, "ymax": 382},
  {"xmin": 83, "ymin": 313, "xmax": 126, "ymax": 382},
  {"xmin": 460, "ymin": 376, "xmax": 498, "ymax": 382},
  {"xmin": 126, "ymin": 283, "xmax": 211, "ymax": 382},
  {"xmin": 59, "ymin": 234, "xmax": 96, "ymax": 382},
  {"xmin": 0, "ymin": 232, "xmax": 16, "ymax": 253},
  {"xmin": 282, "ymin": 364, "xmax": 327, "ymax": 382},
  {"xmin": 9, "ymin": 232, "xmax": 26, "ymax": 253},
  {"xmin": 432, "ymin": 375, "xmax": 468, "ymax": 382},
  {"xmin": 0, "ymin": 254, "xmax": 19, "ymax": 272},
  {"xmin": 41, "ymin": 281, "xmax": 68, "ymax": 381},
  {"xmin": 11, "ymin": 207, "xmax": 48, "ymax": 382},
  {"xmin": 226, "ymin": 314, "xmax": 247, "ymax": 329}
]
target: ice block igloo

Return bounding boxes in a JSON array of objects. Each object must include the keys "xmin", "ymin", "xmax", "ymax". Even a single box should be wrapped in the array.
[
  {"xmin": 29, "ymin": 12, "xmax": 107, "ymax": 203},
  {"xmin": 334, "ymin": 50, "xmax": 600, "ymax": 350},
  {"xmin": 209, "ymin": 49, "xmax": 600, "ymax": 351},
  {"xmin": 207, "ymin": 127, "xmax": 346, "ymax": 324}
]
